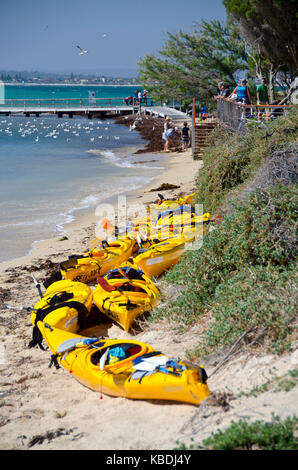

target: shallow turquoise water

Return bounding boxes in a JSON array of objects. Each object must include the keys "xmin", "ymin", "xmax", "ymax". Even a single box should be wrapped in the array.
[{"xmin": 0, "ymin": 104, "xmax": 165, "ymax": 262}]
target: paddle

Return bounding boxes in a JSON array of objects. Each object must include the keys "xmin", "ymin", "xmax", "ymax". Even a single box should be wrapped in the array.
[
  {"xmin": 157, "ymin": 193, "xmax": 164, "ymax": 205},
  {"xmin": 137, "ymin": 228, "xmax": 153, "ymax": 246},
  {"xmin": 132, "ymin": 355, "xmax": 184, "ymax": 376},
  {"xmin": 136, "ymin": 233, "xmax": 143, "ymax": 249},
  {"xmin": 31, "ymin": 274, "xmax": 43, "ymax": 299},
  {"xmin": 97, "ymin": 276, "xmax": 116, "ymax": 292},
  {"xmin": 5, "ymin": 304, "xmax": 34, "ymax": 312},
  {"xmin": 90, "ymin": 218, "xmax": 115, "ymax": 250},
  {"xmin": 57, "ymin": 337, "xmax": 99, "ymax": 354},
  {"xmin": 102, "ymin": 218, "xmax": 114, "ymax": 232},
  {"xmin": 116, "ymin": 265, "xmax": 130, "ymax": 280},
  {"xmin": 99, "ymin": 347, "xmax": 110, "ymax": 370}
]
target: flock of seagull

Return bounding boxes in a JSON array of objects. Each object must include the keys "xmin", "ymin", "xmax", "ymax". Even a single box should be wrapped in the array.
[{"xmin": 0, "ymin": 117, "xmax": 122, "ymax": 143}]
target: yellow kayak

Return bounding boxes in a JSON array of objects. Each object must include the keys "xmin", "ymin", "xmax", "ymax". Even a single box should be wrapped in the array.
[
  {"xmin": 131, "ymin": 192, "xmax": 196, "ymax": 235},
  {"xmin": 93, "ymin": 193, "xmax": 197, "ymax": 243},
  {"xmin": 156, "ymin": 204, "xmax": 196, "ymax": 226},
  {"xmin": 60, "ymin": 238, "xmax": 135, "ymax": 283},
  {"xmin": 133, "ymin": 238, "xmax": 186, "ymax": 278},
  {"xmin": 153, "ymin": 212, "xmax": 211, "ymax": 240},
  {"xmin": 29, "ymin": 279, "xmax": 93, "ymax": 349},
  {"xmin": 37, "ymin": 321, "xmax": 210, "ymax": 406},
  {"xmin": 93, "ymin": 263, "xmax": 160, "ymax": 331},
  {"xmin": 154, "ymin": 191, "xmax": 196, "ymax": 209},
  {"xmin": 133, "ymin": 207, "xmax": 210, "ymax": 242}
]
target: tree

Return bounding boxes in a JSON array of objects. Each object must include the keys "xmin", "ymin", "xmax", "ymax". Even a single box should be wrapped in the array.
[
  {"xmin": 223, "ymin": 0, "xmax": 298, "ymax": 102},
  {"xmin": 138, "ymin": 20, "xmax": 248, "ymax": 109}
]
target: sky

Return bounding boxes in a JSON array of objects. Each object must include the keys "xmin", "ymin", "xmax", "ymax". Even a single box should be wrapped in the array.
[{"xmin": 0, "ymin": 0, "xmax": 227, "ymax": 77}]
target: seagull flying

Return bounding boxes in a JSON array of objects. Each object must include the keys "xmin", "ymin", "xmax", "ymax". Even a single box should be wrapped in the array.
[{"xmin": 76, "ymin": 45, "xmax": 88, "ymax": 55}]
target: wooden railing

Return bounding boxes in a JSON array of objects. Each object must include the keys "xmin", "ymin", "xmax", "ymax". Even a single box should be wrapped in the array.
[{"xmin": 216, "ymin": 97, "xmax": 294, "ymax": 133}]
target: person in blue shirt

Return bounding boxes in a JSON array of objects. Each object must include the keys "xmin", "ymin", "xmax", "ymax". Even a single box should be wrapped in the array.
[
  {"xmin": 229, "ymin": 79, "xmax": 251, "ymax": 104},
  {"xmin": 201, "ymin": 107, "xmax": 208, "ymax": 121}
]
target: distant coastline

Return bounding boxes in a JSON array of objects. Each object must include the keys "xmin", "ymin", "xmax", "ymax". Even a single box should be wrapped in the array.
[{"xmin": 2, "ymin": 83, "xmax": 141, "ymax": 87}]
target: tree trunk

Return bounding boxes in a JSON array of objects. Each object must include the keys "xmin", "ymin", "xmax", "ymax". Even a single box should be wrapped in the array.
[
  {"xmin": 279, "ymin": 78, "xmax": 298, "ymax": 105},
  {"xmin": 268, "ymin": 63, "xmax": 275, "ymax": 103}
]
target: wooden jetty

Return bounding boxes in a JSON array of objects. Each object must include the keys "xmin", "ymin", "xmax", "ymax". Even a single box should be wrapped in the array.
[{"xmin": 0, "ymin": 97, "xmax": 188, "ymax": 120}]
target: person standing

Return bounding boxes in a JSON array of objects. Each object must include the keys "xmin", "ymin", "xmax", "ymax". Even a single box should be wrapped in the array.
[
  {"xmin": 142, "ymin": 89, "xmax": 148, "ymax": 105},
  {"xmin": 229, "ymin": 79, "xmax": 251, "ymax": 104},
  {"xmin": 134, "ymin": 89, "xmax": 139, "ymax": 105},
  {"xmin": 181, "ymin": 122, "xmax": 190, "ymax": 151},
  {"xmin": 162, "ymin": 118, "xmax": 172, "ymax": 152},
  {"xmin": 215, "ymin": 82, "xmax": 230, "ymax": 99},
  {"xmin": 256, "ymin": 78, "xmax": 269, "ymax": 121},
  {"xmin": 162, "ymin": 118, "xmax": 179, "ymax": 152}
]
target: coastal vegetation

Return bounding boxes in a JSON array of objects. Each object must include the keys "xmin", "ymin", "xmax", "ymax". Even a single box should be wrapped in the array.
[
  {"xmin": 152, "ymin": 108, "xmax": 297, "ymax": 358},
  {"xmin": 136, "ymin": 1, "xmax": 298, "ymax": 450},
  {"xmin": 177, "ymin": 414, "xmax": 298, "ymax": 450},
  {"xmin": 154, "ymin": 109, "xmax": 297, "ymax": 451}
]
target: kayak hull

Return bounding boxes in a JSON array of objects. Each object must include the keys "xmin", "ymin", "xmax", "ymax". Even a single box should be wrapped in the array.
[
  {"xmin": 37, "ymin": 322, "xmax": 210, "ymax": 406},
  {"xmin": 60, "ymin": 239, "xmax": 135, "ymax": 283},
  {"xmin": 133, "ymin": 238, "xmax": 186, "ymax": 278},
  {"xmin": 31, "ymin": 280, "xmax": 93, "ymax": 333},
  {"xmin": 93, "ymin": 263, "xmax": 160, "ymax": 331}
]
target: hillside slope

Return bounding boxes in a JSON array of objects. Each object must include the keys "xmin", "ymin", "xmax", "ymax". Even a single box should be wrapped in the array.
[{"xmin": 150, "ymin": 109, "xmax": 298, "ymax": 449}]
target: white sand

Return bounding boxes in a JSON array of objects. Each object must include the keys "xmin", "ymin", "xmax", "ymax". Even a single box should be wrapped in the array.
[{"xmin": 0, "ymin": 146, "xmax": 297, "ymax": 450}]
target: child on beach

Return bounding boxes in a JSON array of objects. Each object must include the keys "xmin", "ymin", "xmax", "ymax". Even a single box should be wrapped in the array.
[{"xmin": 181, "ymin": 122, "xmax": 190, "ymax": 151}]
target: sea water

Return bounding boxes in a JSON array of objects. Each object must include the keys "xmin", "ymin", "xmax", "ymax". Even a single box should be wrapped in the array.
[
  {"xmin": 0, "ymin": 89, "xmax": 166, "ymax": 262},
  {"xmin": 3, "ymin": 84, "xmax": 139, "ymax": 102}
]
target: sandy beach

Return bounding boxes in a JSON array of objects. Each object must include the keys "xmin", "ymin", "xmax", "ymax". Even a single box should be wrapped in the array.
[{"xmin": 0, "ymin": 116, "xmax": 297, "ymax": 451}]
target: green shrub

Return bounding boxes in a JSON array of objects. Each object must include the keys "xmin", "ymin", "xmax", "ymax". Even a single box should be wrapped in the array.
[
  {"xmin": 177, "ymin": 415, "xmax": 298, "ymax": 450},
  {"xmin": 194, "ymin": 107, "xmax": 298, "ymax": 213},
  {"xmin": 158, "ymin": 184, "xmax": 297, "ymax": 354},
  {"xmin": 193, "ymin": 264, "xmax": 297, "ymax": 355}
]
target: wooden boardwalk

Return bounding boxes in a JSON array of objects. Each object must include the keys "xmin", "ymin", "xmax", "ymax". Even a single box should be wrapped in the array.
[{"xmin": 0, "ymin": 97, "xmax": 189, "ymax": 120}]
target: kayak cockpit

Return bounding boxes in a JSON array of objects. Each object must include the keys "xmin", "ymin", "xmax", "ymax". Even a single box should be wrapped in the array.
[{"xmin": 90, "ymin": 342, "xmax": 144, "ymax": 368}]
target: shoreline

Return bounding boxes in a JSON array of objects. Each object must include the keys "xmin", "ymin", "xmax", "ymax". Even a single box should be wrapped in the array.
[
  {"xmin": 1, "ymin": 116, "xmax": 297, "ymax": 451},
  {"xmin": 0, "ymin": 154, "xmax": 164, "ymax": 266},
  {"xmin": 0, "ymin": 144, "xmax": 200, "ymax": 273}
]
